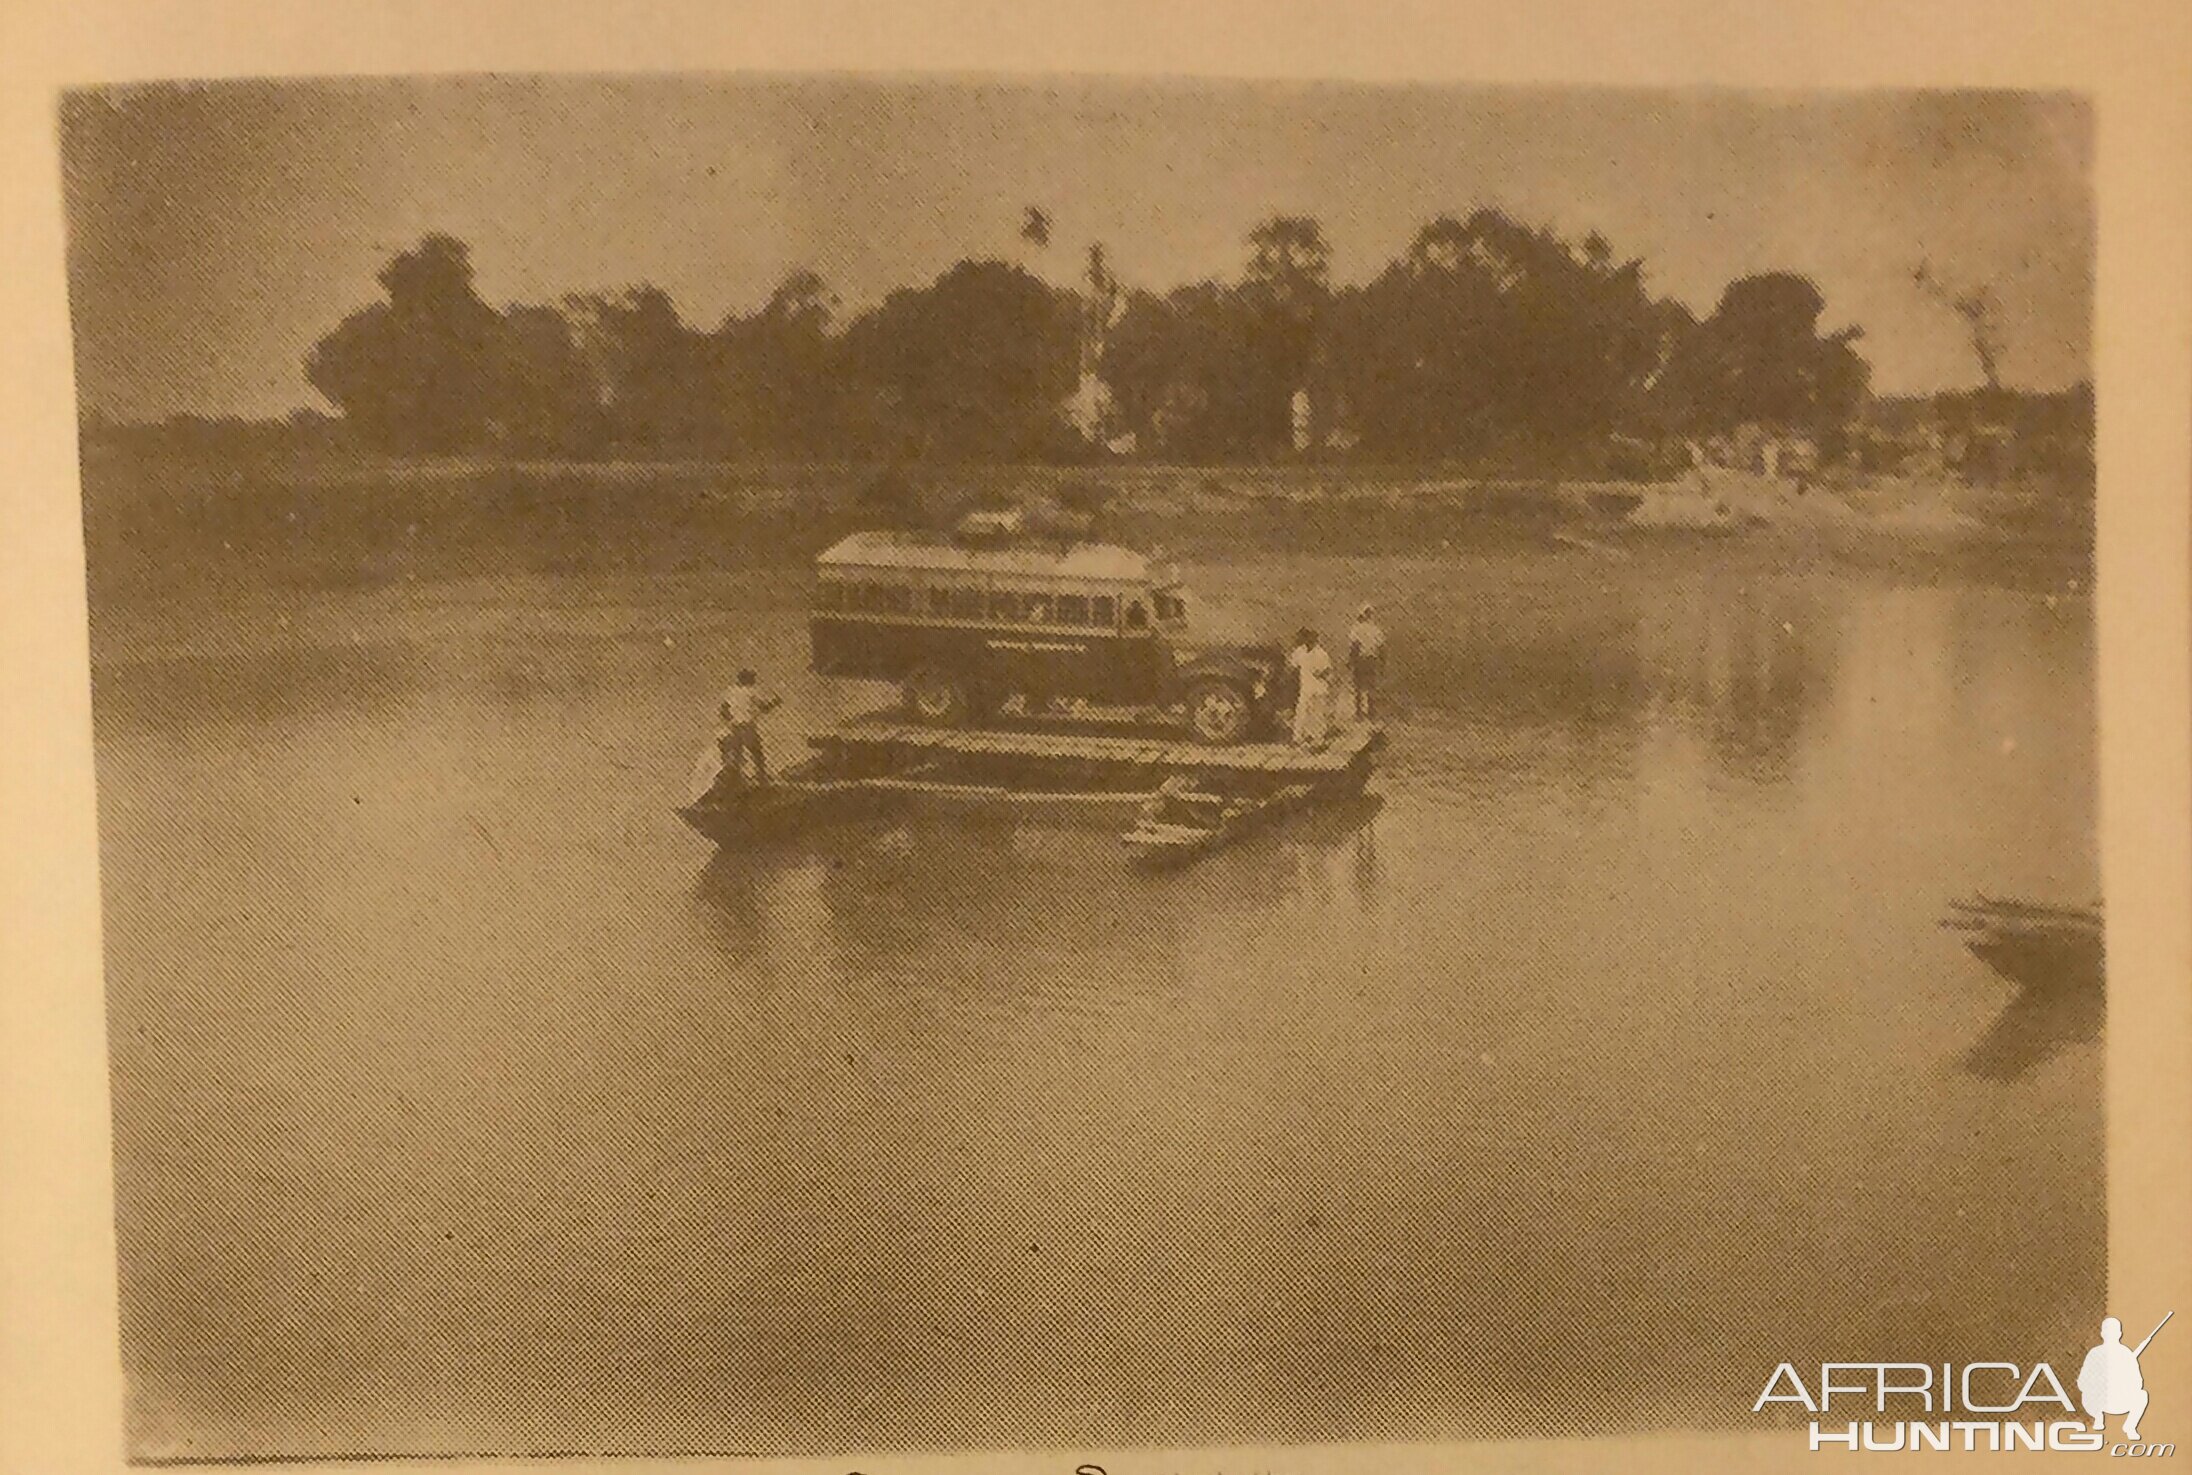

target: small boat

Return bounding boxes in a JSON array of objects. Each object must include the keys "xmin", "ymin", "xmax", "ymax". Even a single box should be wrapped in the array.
[
  {"xmin": 1123, "ymin": 776, "xmax": 1317, "ymax": 867},
  {"xmin": 1941, "ymin": 894, "xmax": 2103, "ymax": 993},
  {"xmin": 1942, "ymin": 894, "xmax": 2103, "ymax": 1080}
]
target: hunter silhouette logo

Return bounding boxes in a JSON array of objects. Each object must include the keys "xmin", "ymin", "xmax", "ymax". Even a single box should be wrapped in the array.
[
  {"xmin": 2080, "ymin": 1313, "xmax": 2169, "ymax": 1443},
  {"xmin": 1754, "ymin": 1310, "xmax": 2174, "ymax": 1454}
]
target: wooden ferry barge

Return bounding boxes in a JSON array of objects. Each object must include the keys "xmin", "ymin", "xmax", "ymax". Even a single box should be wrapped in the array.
[
  {"xmin": 679, "ymin": 714, "xmax": 1384, "ymax": 868},
  {"xmin": 679, "ymin": 518, "xmax": 1384, "ymax": 868}
]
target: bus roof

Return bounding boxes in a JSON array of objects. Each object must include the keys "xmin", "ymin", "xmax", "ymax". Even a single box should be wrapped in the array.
[{"xmin": 816, "ymin": 530, "xmax": 1165, "ymax": 586}]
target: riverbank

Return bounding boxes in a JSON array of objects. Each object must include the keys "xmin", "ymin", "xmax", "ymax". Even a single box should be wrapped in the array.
[{"xmin": 78, "ymin": 446, "xmax": 2093, "ymax": 626}]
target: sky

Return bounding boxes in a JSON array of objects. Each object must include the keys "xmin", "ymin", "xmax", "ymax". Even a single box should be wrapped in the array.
[{"xmin": 60, "ymin": 77, "xmax": 2091, "ymax": 421}]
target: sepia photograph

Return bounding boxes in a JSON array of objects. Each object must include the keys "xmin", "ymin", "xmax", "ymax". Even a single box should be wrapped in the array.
[{"xmin": 48, "ymin": 67, "xmax": 2128, "ymax": 1462}]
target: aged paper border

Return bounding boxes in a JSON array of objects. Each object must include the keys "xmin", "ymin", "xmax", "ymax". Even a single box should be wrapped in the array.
[{"xmin": 4, "ymin": 2, "xmax": 2187, "ymax": 1471}]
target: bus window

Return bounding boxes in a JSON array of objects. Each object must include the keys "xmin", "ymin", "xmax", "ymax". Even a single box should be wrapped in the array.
[
  {"xmin": 882, "ymin": 584, "xmax": 913, "ymax": 614},
  {"xmin": 1024, "ymin": 593, "xmax": 1053, "ymax": 624},
  {"xmin": 989, "ymin": 590, "xmax": 1024, "ymax": 622},
  {"xmin": 851, "ymin": 582, "xmax": 882, "ymax": 612},
  {"xmin": 927, "ymin": 587, "xmax": 955, "ymax": 617},
  {"xmin": 817, "ymin": 580, "xmax": 846, "ymax": 610},
  {"xmin": 949, "ymin": 587, "xmax": 985, "ymax": 619},
  {"xmin": 1092, "ymin": 595, "xmax": 1116, "ymax": 626},
  {"xmin": 1125, "ymin": 600, "xmax": 1149, "ymax": 630},
  {"xmin": 1056, "ymin": 594, "xmax": 1089, "ymax": 624},
  {"xmin": 1154, "ymin": 591, "xmax": 1185, "ymax": 622}
]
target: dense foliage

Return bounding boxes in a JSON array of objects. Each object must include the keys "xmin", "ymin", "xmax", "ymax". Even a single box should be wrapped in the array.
[{"xmin": 300, "ymin": 217, "xmax": 1874, "ymax": 464}]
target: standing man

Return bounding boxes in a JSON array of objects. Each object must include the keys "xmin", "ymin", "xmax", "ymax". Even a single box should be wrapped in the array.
[
  {"xmin": 1347, "ymin": 602, "xmax": 1386, "ymax": 720},
  {"xmin": 718, "ymin": 668, "xmax": 782, "ymax": 784},
  {"xmin": 1288, "ymin": 627, "xmax": 1334, "ymax": 748}
]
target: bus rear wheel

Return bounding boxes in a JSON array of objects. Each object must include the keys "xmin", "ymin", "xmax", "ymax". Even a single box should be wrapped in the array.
[
  {"xmin": 903, "ymin": 666, "xmax": 975, "ymax": 727},
  {"xmin": 1185, "ymin": 678, "xmax": 1254, "ymax": 745}
]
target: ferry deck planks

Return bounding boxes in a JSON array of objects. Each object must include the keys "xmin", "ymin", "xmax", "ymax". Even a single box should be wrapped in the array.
[{"xmin": 813, "ymin": 713, "xmax": 1384, "ymax": 775}]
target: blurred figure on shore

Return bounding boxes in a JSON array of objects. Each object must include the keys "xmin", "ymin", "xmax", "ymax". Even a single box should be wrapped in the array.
[
  {"xmin": 1348, "ymin": 603, "xmax": 1385, "ymax": 719},
  {"xmin": 1289, "ymin": 627, "xmax": 1334, "ymax": 747}
]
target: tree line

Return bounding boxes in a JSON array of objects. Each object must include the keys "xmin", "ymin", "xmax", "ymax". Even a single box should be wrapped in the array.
[{"xmin": 303, "ymin": 212, "xmax": 1871, "ymax": 466}]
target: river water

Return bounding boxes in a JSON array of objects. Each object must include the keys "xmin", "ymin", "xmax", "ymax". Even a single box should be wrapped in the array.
[{"xmin": 93, "ymin": 542, "xmax": 2101, "ymax": 1458}]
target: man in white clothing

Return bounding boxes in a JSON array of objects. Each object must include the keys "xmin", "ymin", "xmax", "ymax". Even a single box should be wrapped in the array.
[{"xmin": 1288, "ymin": 627, "xmax": 1334, "ymax": 747}]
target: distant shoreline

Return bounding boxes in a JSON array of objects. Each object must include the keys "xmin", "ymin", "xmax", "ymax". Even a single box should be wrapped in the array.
[{"xmin": 77, "ymin": 448, "xmax": 2094, "ymax": 628}]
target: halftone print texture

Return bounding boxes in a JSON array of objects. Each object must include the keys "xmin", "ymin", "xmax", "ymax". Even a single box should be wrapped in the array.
[{"xmin": 68, "ymin": 76, "xmax": 2098, "ymax": 1459}]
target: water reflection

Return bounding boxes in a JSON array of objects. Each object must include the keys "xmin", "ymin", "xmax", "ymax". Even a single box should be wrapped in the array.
[
  {"xmin": 806, "ymin": 819, "xmax": 1189, "ymax": 994},
  {"xmin": 91, "ymin": 550, "xmax": 2102, "ymax": 1458},
  {"xmin": 1348, "ymin": 804, "xmax": 1383, "ymax": 906},
  {"xmin": 689, "ymin": 847, "xmax": 806, "ymax": 942},
  {"xmin": 1960, "ymin": 984, "xmax": 2103, "ymax": 1082},
  {"xmin": 1947, "ymin": 899, "xmax": 2105, "ymax": 1081},
  {"xmin": 1196, "ymin": 790, "xmax": 1387, "ymax": 908},
  {"xmin": 1366, "ymin": 573, "xmax": 1835, "ymax": 799}
]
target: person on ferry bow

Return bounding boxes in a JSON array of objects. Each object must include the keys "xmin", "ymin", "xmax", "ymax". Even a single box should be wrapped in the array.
[{"xmin": 716, "ymin": 668, "xmax": 783, "ymax": 784}]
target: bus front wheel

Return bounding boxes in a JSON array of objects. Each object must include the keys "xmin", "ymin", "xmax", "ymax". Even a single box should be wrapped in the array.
[{"xmin": 1185, "ymin": 678, "xmax": 1254, "ymax": 745}]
